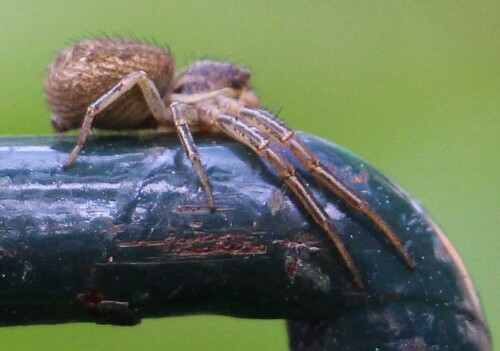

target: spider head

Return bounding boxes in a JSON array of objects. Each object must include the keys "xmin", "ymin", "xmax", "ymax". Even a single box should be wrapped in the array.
[{"xmin": 173, "ymin": 60, "xmax": 260, "ymax": 107}]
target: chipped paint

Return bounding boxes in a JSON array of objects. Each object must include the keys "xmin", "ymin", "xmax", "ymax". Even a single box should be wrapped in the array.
[
  {"xmin": 283, "ymin": 244, "xmax": 330, "ymax": 292},
  {"xmin": 269, "ymin": 188, "xmax": 284, "ymax": 215}
]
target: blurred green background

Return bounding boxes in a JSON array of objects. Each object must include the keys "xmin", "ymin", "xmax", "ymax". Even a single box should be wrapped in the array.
[{"xmin": 0, "ymin": 1, "xmax": 498, "ymax": 350}]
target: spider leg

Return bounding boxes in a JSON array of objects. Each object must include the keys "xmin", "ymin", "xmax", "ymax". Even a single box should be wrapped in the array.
[
  {"xmin": 170, "ymin": 102, "xmax": 215, "ymax": 210},
  {"xmin": 64, "ymin": 71, "xmax": 171, "ymax": 169},
  {"xmin": 216, "ymin": 113, "xmax": 364, "ymax": 288},
  {"xmin": 164, "ymin": 88, "xmax": 245, "ymax": 211},
  {"xmin": 236, "ymin": 106, "xmax": 416, "ymax": 269},
  {"xmin": 171, "ymin": 87, "xmax": 237, "ymax": 104}
]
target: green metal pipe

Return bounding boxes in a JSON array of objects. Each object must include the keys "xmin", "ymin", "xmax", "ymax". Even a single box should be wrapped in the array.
[{"xmin": 0, "ymin": 133, "xmax": 490, "ymax": 350}]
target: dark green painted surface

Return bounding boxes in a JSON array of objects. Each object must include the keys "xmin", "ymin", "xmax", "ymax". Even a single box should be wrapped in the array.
[{"xmin": 0, "ymin": 134, "xmax": 490, "ymax": 350}]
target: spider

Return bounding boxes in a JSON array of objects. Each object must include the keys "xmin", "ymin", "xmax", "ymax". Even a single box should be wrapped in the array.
[{"xmin": 44, "ymin": 38, "xmax": 415, "ymax": 288}]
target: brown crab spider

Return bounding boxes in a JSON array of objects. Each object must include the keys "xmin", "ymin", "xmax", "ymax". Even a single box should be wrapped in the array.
[{"xmin": 44, "ymin": 38, "xmax": 415, "ymax": 288}]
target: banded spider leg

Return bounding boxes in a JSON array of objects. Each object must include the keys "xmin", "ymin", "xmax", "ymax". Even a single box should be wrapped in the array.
[
  {"xmin": 214, "ymin": 113, "xmax": 366, "ymax": 287},
  {"xmin": 229, "ymin": 103, "xmax": 416, "ymax": 269}
]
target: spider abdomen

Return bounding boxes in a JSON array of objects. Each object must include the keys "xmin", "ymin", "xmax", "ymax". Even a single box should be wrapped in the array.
[{"xmin": 44, "ymin": 38, "xmax": 175, "ymax": 132}]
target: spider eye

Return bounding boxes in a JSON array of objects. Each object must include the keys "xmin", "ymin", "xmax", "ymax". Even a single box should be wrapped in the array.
[
  {"xmin": 173, "ymin": 84, "xmax": 184, "ymax": 94},
  {"xmin": 229, "ymin": 78, "xmax": 245, "ymax": 90}
]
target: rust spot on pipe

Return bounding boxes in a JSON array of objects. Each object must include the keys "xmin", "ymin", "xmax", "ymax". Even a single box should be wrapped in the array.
[
  {"xmin": 115, "ymin": 233, "xmax": 267, "ymax": 258},
  {"xmin": 172, "ymin": 234, "xmax": 267, "ymax": 256},
  {"xmin": 75, "ymin": 290, "xmax": 140, "ymax": 325}
]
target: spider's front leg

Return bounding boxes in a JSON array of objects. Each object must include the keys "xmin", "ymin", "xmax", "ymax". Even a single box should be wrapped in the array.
[
  {"xmin": 215, "ymin": 113, "xmax": 364, "ymax": 288},
  {"xmin": 234, "ymin": 106, "xmax": 415, "ymax": 269}
]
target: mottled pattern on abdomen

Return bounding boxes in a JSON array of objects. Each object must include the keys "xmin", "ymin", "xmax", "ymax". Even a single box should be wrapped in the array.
[{"xmin": 44, "ymin": 38, "xmax": 174, "ymax": 132}]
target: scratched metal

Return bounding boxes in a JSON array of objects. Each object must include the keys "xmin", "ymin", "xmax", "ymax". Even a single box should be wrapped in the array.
[{"xmin": 0, "ymin": 133, "xmax": 490, "ymax": 350}]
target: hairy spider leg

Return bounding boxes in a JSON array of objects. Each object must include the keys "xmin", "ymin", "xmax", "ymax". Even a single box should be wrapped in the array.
[
  {"xmin": 231, "ymin": 104, "xmax": 416, "ymax": 269},
  {"xmin": 216, "ymin": 113, "xmax": 365, "ymax": 288},
  {"xmin": 64, "ymin": 71, "xmax": 169, "ymax": 169},
  {"xmin": 170, "ymin": 102, "xmax": 215, "ymax": 210}
]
